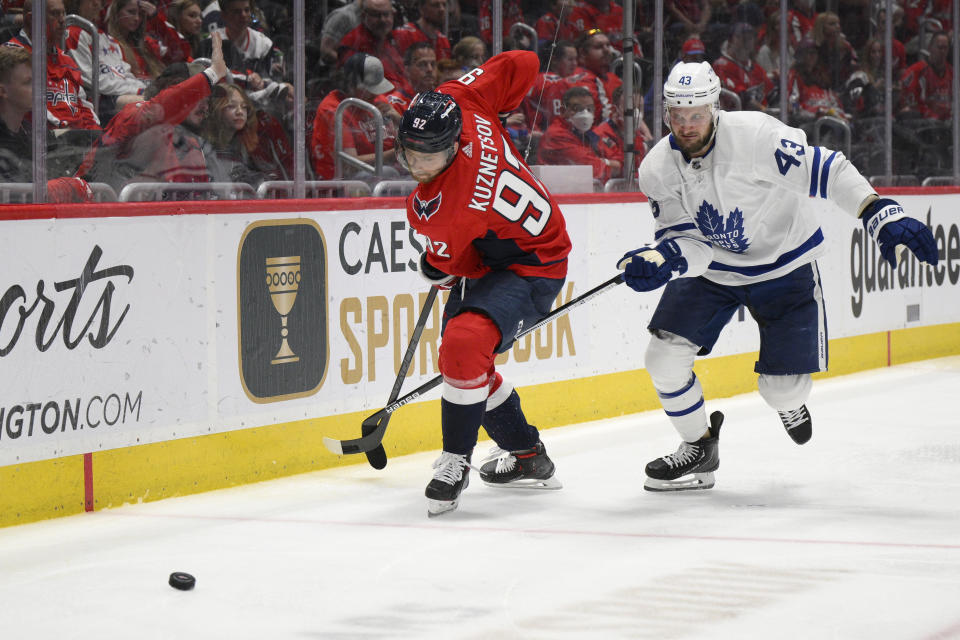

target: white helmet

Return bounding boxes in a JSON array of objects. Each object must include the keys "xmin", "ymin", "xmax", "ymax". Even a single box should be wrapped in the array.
[{"xmin": 663, "ymin": 61, "xmax": 721, "ymax": 110}]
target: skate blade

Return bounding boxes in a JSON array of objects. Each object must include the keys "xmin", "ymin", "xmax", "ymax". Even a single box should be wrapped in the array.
[
  {"xmin": 481, "ymin": 475, "xmax": 563, "ymax": 490},
  {"xmin": 644, "ymin": 472, "xmax": 715, "ymax": 492},
  {"xmin": 427, "ymin": 498, "xmax": 460, "ymax": 517}
]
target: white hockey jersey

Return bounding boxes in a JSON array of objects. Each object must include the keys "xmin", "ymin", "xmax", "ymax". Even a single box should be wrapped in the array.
[
  {"xmin": 64, "ymin": 26, "xmax": 147, "ymax": 98},
  {"xmin": 637, "ymin": 110, "xmax": 876, "ymax": 286}
]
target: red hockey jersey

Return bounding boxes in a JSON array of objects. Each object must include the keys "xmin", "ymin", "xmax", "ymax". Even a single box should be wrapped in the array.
[{"xmin": 407, "ymin": 51, "xmax": 571, "ymax": 280}]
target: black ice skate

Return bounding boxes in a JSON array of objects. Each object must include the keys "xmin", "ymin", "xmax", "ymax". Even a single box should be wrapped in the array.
[
  {"xmin": 479, "ymin": 442, "xmax": 562, "ymax": 489},
  {"xmin": 778, "ymin": 405, "xmax": 812, "ymax": 445},
  {"xmin": 425, "ymin": 451, "xmax": 471, "ymax": 517},
  {"xmin": 644, "ymin": 411, "xmax": 723, "ymax": 492}
]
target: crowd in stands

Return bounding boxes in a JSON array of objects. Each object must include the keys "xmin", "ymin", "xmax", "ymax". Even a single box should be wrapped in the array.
[{"xmin": 0, "ymin": 0, "xmax": 954, "ymax": 202}]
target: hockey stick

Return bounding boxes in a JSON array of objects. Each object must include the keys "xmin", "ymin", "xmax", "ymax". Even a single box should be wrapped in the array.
[
  {"xmin": 360, "ymin": 286, "xmax": 439, "ymax": 469},
  {"xmin": 323, "ymin": 273, "xmax": 625, "ymax": 460}
]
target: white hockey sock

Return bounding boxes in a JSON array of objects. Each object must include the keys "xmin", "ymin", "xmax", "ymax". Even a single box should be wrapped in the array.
[{"xmin": 656, "ymin": 374, "xmax": 709, "ymax": 442}]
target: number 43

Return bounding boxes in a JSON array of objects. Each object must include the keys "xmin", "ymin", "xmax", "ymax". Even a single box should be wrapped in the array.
[{"xmin": 774, "ymin": 138, "xmax": 804, "ymax": 175}]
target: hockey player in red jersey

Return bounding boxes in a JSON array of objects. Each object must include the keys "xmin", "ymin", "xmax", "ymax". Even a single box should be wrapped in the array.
[{"xmin": 397, "ymin": 50, "xmax": 572, "ymax": 516}]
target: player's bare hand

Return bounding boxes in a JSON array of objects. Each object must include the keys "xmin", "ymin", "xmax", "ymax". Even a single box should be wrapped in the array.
[{"xmin": 210, "ymin": 32, "xmax": 228, "ymax": 81}]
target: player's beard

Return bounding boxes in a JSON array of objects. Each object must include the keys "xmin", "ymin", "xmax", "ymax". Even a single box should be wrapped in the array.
[{"xmin": 673, "ymin": 124, "xmax": 714, "ymax": 157}]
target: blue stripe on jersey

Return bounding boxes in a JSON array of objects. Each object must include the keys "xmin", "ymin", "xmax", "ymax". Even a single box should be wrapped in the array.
[
  {"xmin": 808, "ymin": 146, "xmax": 822, "ymax": 197},
  {"xmin": 819, "ymin": 150, "xmax": 838, "ymax": 199},
  {"xmin": 707, "ymin": 229, "xmax": 824, "ymax": 276},
  {"xmin": 654, "ymin": 223, "xmax": 697, "ymax": 241}
]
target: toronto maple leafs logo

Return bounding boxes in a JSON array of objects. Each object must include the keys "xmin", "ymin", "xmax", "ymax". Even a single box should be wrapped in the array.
[
  {"xmin": 413, "ymin": 192, "xmax": 443, "ymax": 221},
  {"xmin": 695, "ymin": 201, "xmax": 750, "ymax": 253}
]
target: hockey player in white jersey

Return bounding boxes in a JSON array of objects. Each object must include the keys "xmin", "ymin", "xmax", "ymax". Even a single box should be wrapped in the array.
[{"xmin": 619, "ymin": 61, "xmax": 939, "ymax": 492}]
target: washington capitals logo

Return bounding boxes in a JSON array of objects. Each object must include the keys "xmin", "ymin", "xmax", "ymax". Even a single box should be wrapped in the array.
[
  {"xmin": 413, "ymin": 192, "xmax": 442, "ymax": 221},
  {"xmin": 696, "ymin": 201, "xmax": 750, "ymax": 253}
]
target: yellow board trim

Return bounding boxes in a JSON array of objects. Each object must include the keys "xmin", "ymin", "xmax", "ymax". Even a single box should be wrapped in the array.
[{"xmin": 3, "ymin": 322, "xmax": 959, "ymax": 528}]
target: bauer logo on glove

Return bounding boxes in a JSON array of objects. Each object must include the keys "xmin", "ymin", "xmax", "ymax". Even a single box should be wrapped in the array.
[{"xmin": 860, "ymin": 197, "xmax": 938, "ymax": 268}]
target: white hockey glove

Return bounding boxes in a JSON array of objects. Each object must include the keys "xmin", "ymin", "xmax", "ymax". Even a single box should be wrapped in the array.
[
  {"xmin": 418, "ymin": 252, "xmax": 459, "ymax": 290},
  {"xmin": 617, "ymin": 239, "xmax": 688, "ymax": 292},
  {"xmin": 860, "ymin": 197, "xmax": 938, "ymax": 267}
]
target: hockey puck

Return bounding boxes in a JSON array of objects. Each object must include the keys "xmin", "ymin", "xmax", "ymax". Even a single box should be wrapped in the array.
[{"xmin": 168, "ymin": 572, "xmax": 196, "ymax": 591}]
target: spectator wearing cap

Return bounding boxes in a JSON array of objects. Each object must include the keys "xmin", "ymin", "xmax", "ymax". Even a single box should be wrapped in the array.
[
  {"xmin": 538, "ymin": 85, "xmax": 621, "ymax": 181},
  {"xmin": 569, "ymin": 29, "xmax": 621, "ymax": 122},
  {"xmin": 78, "ymin": 33, "xmax": 231, "ymax": 194},
  {"xmin": 384, "ymin": 42, "xmax": 437, "ymax": 114},
  {"xmin": 339, "ymin": 0, "xmax": 409, "ymax": 95},
  {"xmin": 713, "ymin": 22, "xmax": 772, "ymax": 110},
  {"xmin": 680, "ymin": 37, "xmax": 706, "ymax": 62},
  {"xmin": 311, "ymin": 53, "xmax": 399, "ymax": 180},
  {"xmin": 392, "ymin": 0, "xmax": 452, "ymax": 61}
]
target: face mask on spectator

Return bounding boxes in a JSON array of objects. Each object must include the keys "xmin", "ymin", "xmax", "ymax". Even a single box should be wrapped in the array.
[{"xmin": 570, "ymin": 110, "xmax": 594, "ymax": 133}]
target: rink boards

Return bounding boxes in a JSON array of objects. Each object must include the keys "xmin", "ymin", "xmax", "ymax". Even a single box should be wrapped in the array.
[{"xmin": 2, "ymin": 190, "xmax": 959, "ymax": 526}]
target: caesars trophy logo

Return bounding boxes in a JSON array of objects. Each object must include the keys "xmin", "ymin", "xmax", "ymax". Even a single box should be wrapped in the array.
[
  {"xmin": 238, "ymin": 220, "xmax": 327, "ymax": 402},
  {"xmin": 266, "ymin": 256, "xmax": 301, "ymax": 364}
]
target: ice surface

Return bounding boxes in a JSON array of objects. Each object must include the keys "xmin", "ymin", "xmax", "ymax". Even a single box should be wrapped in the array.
[{"xmin": 1, "ymin": 357, "xmax": 959, "ymax": 639}]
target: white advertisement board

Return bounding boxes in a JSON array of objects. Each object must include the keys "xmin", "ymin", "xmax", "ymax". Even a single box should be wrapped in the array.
[{"xmin": 1, "ymin": 194, "xmax": 957, "ymax": 465}]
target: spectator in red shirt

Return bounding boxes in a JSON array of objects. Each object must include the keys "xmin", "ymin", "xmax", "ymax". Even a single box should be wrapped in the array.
[
  {"xmin": 534, "ymin": 0, "xmax": 578, "ymax": 50},
  {"xmin": 899, "ymin": 31, "xmax": 952, "ymax": 120},
  {"xmin": 78, "ymin": 32, "xmax": 231, "ymax": 195},
  {"xmin": 787, "ymin": 39, "xmax": 849, "ymax": 125},
  {"xmin": 0, "ymin": 46, "xmax": 95, "ymax": 201},
  {"xmin": 570, "ymin": 28, "xmax": 621, "ymax": 122},
  {"xmin": 385, "ymin": 41, "xmax": 437, "ymax": 113},
  {"xmin": 538, "ymin": 85, "xmax": 621, "ymax": 181},
  {"xmin": 339, "ymin": 0, "xmax": 409, "ymax": 95},
  {"xmin": 3, "ymin": 0, "xmax": 100, "ymax": 131},
  {"xmin": 713, "ymin": 22, "xmax": 772, "ymax": 111},
  {"xmin": 476, "ymin": 0, "xmax": 524, "ymax": 45},
  {"xmin": 522, "ymin": 40, "xmax": 577, "ymax": 136},
  {"xmin": 311, "ymin": 53, "xmax": 398, "ymax": 180},
  {"xmin": 593, "ymin": 84, "xmax": 650, "ymax": 175},
  {"xmin": 392, "ymin": 0, "xmax": 452, "ymax": 61},
  {"xmin": 146, "ymin": 0, "xmax": 206, "ymax": 65}
]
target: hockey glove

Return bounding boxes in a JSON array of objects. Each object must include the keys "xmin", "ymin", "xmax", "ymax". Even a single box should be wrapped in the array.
[
  {"xmin": 418, "ymin": 252, "xmax": 459, "ymax": 290},
  {"xmin": 861, "ymin": 198, "xmax": 938, "ymax": 267},
  {"xmin": 617, "ymin": 239, "xmax": 688, "ymax": 292}
]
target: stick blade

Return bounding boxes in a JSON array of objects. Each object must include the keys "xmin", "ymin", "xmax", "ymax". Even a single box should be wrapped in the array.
[
  {"xmin": 361, "ymin": 416, "xmax": 388, "ymax": 469},
  {"xmin": 322, "ymin": 436, "xmax": 345, "ymax": 455}
]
